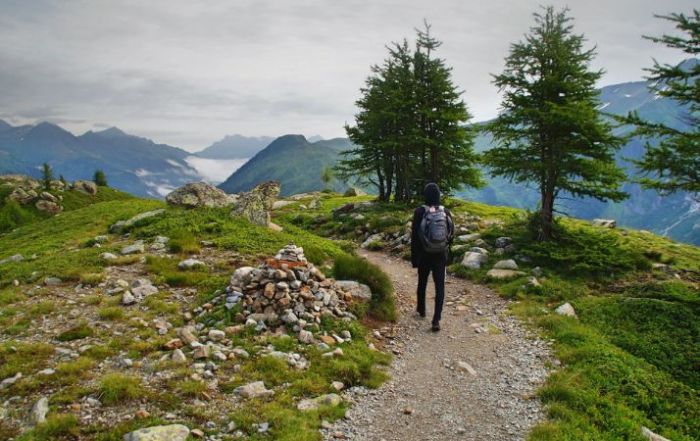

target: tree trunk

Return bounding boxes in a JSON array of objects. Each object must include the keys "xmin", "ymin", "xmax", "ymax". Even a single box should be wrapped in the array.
[
  {"xmin": 540, "ymin": 188, "xmax": 555, "ymax": 241},
  {"xmin": 376, "ymin": 163, "xmax": 385, "ymax": 201}
]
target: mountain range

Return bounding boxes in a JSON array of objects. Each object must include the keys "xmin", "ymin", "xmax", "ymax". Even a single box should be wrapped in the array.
[
  {"xmin": 0, "ymin": 122, "xmax": 199, "ymax": 198},
  {"xmin": 218, "ymin": 135, "xmax": 352, "ymax": 196},
  {"xmin": 0, "ymin": 63, "xmax": 697, "ymax": 244}
]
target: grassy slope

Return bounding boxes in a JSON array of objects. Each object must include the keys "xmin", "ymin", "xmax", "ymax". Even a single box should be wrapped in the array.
[
  {"xmin": 0, "ymin": 185, "xmax": 133, "ymax": 234},
  {"xmin": 0, "ymin": 196, "xmax": 394, "ymax": 440},
  {"xmin": 279, "ymin": 194, "xmax": 700, "ymax": 441}
]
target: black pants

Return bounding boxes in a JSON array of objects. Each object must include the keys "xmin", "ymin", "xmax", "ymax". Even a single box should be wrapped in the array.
[{"xmin": 416, "ymin": 255, "xmax": 446, "ymax": 324}]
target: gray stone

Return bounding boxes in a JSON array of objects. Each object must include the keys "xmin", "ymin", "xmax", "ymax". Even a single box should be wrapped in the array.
[
  {"xmin": 457, "ymin": 361, "xmax": 478, "ymax": 376},
  {"xmin": 495, "ymin": 237, "xmax": 512, "ymax": 248},
  {"xmin": 461, "ymin": 252, "xmax": 488, "ymax": 269},
  {"xmin": 29, "ymin": 396, "xmax": 49, "ymax": 425},
  {"xmin": 44, "ymin": 277, "xmax": 62, "ymax": 286},
  {"xmin": 297, "ymin": 393, "xmax": 342, "ymax": 411},
  {"xmin": 234, "ymin": 381, "xmax": 274, "ymax": 399},
  {"xmin": 73, "ymin": 180, "xmax": 97, "ymax": 195},
  {"xmin": 493, "ymin": 259, "xmax": 518, "ymax": 270},
  {"xmin": 555, "ymin": 303, "xmax": 577, "ymax": 318},
  {"xmin": 172, "ymin": 349, "xmax": 187, "ymax": 363},
  {"xmin": 178, "ymin": 259, "xmax": 206, "ymax": 270},
  {"xmin": 0, "ymin": 372, "xmax": 22, "ymax": 389},
  {"xmin": 123, "ymin": 424, "xmax": 190, "ymax": 441},
  {"xmin": 298, "ymin": 330, "xmax": 314, "ymax": 344},
  {"xmin": 100, "ymin": 252, "xmax": 118, "ymax": 261},
  {"xmin": 230, "ymin": 181, "xmax": 280, "ymax": 227},
  {"xmin": 166, "ymin": 182, "xmax": 236, "ymax": 208},
  {"xmin": 335, "ymin": 280, "xmax": 372, "ymax": 300},
  {"xmin": 592, "ymin": 218, "xmax": 616, "ymax": 228},
  {"xmin": 208, "ymin": 329, "xmax": 225, "ymax": 341},
  {"xmin": 121, "ymin": 291, "xmax": 136, "ymax": 305},
  {"xmin": 486, "ymin": 269, "xmax": 525, "ymax": 280},
  {"xmin": 35, "ymin": 199, "xmax": 63, "ymax": 214},
  {"xmin": 361, "ymin": 233, "xmax": 384, "ymax": 249},
  {"xmin": 121, "ymin": 242, "xmax": 145, "ymax": 255}
]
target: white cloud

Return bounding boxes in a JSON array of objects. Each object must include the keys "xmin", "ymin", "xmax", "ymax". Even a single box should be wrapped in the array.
[{"xmin": 0, "ymin": 0, "xmax": 695, "ymax": 150}]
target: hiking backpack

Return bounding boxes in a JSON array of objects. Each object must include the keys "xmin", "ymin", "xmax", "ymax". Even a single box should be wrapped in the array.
[{"xmin": 419, "ymin": 205, "xmax": 450, "ymax": 253}]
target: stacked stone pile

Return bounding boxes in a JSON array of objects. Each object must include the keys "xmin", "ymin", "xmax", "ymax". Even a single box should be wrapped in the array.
[{"xmin": 224, "ymin": 245, "xmax": 370, "ymax": 330}]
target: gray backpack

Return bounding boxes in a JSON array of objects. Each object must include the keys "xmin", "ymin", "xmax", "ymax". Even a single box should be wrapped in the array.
[{"xmin": 419, "ymin": 205, "xmax": 449, "ymax": 253}]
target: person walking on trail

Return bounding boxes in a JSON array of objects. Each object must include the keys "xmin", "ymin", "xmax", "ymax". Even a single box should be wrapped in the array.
[{"xmin": 411, "ymin": 182, "xmax": 454, "ymax": 332}]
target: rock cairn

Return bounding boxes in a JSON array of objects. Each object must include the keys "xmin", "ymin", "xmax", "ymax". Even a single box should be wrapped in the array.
[{"xmin": 225, "ymin": 245, "xmax": 366, "ymax": 330}]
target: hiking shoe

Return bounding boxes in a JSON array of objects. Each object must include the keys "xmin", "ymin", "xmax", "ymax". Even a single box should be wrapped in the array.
[
  {"xmin": 415, "ymin": 311, "xmax": 426, "ymax": 319},
  {"xmin": 431, "ymin": 322, "xmax": 441, "ymax": 332}
]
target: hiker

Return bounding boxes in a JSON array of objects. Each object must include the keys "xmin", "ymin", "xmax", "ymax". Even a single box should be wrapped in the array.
[{"xmin": 411, "ymin": 182, "xmax": 454, "ymax": 331}]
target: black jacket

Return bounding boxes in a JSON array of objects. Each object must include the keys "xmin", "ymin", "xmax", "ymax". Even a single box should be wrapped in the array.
[{"xmin": 411, "ymin": 205, "xmax": 454, "ymax": 268}]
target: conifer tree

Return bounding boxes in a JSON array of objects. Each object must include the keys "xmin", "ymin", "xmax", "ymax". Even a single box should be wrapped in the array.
[
  {"xmin": 338, "ymin": 25, "xmax": 481, "ymax": 202},
  {"xmin": 94, "ymin": 169, "xmax": 108, "ymax": 187},
  {"xmin": 41, "ymin": 163, "xmax": 53, "ymax": 191},
  {"xmin": 484, "ymin": 6, "xmax": 627, "ymax": 240},
  {"xmin": 626, "ymin": 10, "xmax": 699, "ymax": 197}
]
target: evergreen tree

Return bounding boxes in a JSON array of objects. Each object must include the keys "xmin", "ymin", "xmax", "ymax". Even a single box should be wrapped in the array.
[
  {"xmin": 626, "ymin": 10, "xmax": 699, "ymax": 198},
  {"xmin": 320, "ymin": 166, "xmax": 334, "ymax": 190},
  {"xmin": 59, "ymin": 175, "xmax": 67, "ymax": 186},
  {"xmin": 41, "ymin": 163, "xmax": 53, "ymax": 191},
  {"xmin": 338, "ymin": 25, "xmax": 481, "ymax": 202},
  {"xmin": 484, "ymin": 7, "xmax": 627, "ymax": 240},
  {"xmin": 94, "ymin": 169, "xmax": 108, "ymax": 187}
]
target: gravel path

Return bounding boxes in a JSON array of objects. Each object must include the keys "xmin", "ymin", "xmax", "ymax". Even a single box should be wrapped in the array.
[{"xmin": 323, "ymin": 251, "xmax": 553, "ymax": 441}]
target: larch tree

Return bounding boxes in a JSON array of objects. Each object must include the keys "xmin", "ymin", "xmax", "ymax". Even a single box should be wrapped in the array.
[
  {"xmin": 626, "ymin": 10, "xmax": 699, "ymax": 198},
  {"xmin": 484, "ymin": 6, "xmax": 627, "ymax": 240}
]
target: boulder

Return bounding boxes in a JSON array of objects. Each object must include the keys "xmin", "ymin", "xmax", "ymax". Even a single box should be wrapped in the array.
[
  {"xmin": 494, "ymin": 237, "xmax": 512, "ymax": 248},
  {"xmin": 555, "ymin": 303, "xmax": 577, "ymax": 318},
  {"xmin": 166, "ymin": 182, "xmax": 235, "ymax": 208},
  {"xmin": 178, "ymin": 259, "xmax": 206, "ymax": 270},
  {"xmin": 486, "ymin": 269, "xmax": 525, "ymax": 280},
  {"xmin": 73, "ymin": 180, "xmax": 97, "ymax": 195},
  {"xmin": 344, "ymin": 187, "xmax": 366, "ymax": 197},
  {"xmin": 234, "ymin": 381, "xmax": 274, "ymax": 399},
  {"xmin": 121, "ymin": 242, "xmax": 145, "ymax": 255},
  {"xmin": 123, "ymin": 424, "xmax": 190, "ymax": 441},
  {"xmin": 461, "ymin": 252, "xmax": 488, "ymax": 269},
  {"xmin": 230, "ymin": 181, "xmax": 280, "ymax": 227},
  {"xmin": 297, "ymin": 393, "xmax": 342, "ymax": 411},
  {"xmin": 35, "ymin": 199, "xmax": 63, "ymax": 214},
  {"xmin": 361, "ymin": 233, "xmax": 384, "ymax": 249},
  {"xmin": 29, "ymin": 396, "xmax": 49, "ymax": 425},
  {"xmin": 8, "ymin": 187, "xmax": 37, "ymax": 204},
  {"xmin": 493, "ymin": 259, "xmax": 518, "ymax": 270},
  {"xmin": 592, "ymin": 218, "xmax": 616, "ymax": 228},
  {"xmin": 335, "ymin": 280, "xmax": 372, "ymax": 300}
]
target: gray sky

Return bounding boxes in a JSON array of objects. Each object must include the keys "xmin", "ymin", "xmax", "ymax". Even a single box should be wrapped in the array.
[{"xmin": 0, "ymin": 0, "xmax": 695, "ymax": 151}]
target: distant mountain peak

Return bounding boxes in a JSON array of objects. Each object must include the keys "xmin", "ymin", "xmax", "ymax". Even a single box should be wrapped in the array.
[
  {"xmin": 0, "ymin": 119, "xmax": 12, "ymax": 132},
  {"xmin": 97, "ymin": 126, "xmax": 127, "ymax": 137}
]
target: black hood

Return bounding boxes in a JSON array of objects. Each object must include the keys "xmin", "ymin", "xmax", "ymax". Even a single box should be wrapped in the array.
[{"xmin": 423, "ymin": 183, "xmax": 440, "ymax": 206}]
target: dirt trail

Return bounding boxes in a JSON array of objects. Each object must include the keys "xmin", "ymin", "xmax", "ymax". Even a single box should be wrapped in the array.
[{"xmin": 323, "ymin": 251, "xmax": 552, "ymax": 441}]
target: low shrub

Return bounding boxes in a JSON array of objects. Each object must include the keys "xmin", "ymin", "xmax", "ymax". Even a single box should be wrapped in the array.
[{"xmin": 332, "ymin": 254, "xmax": 396, "ymax": 321}]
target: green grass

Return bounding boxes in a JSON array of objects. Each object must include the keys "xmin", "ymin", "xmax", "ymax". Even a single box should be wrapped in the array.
[
  {"xmin": 332, "ymin": 254, "xmax": 396, "ymax": 321},
  {"xmin": 282, "ymin": 193, "xmax": 700, "ymax": 441},
  {"xmin": 0, "ymin": 198, "xmax": 163, "ymax": 286},
  {"xmin": 99, "ymin": 372, "xmax": 146, "ymax": 404},
  {"xmin": 16, "ymin": 414, "xmax": 80, "ymax": 441},
  {"xmin": 56, "ymin": 321, "xmax": 95, "ymax": 341}
]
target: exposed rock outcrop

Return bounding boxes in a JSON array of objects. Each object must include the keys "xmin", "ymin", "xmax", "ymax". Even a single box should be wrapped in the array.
[
  {"xmin": 166, "ymin": 182, "xmax": 237, "ymax": 208},
  {"xmin": 230, "ymin": 181, "xmax": 280, "ymax": 227}
]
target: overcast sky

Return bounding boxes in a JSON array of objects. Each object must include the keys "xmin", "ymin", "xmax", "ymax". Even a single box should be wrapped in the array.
[{"xmin": 0, "ymin": 0, "xmax": 696, "ymax": 151}]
